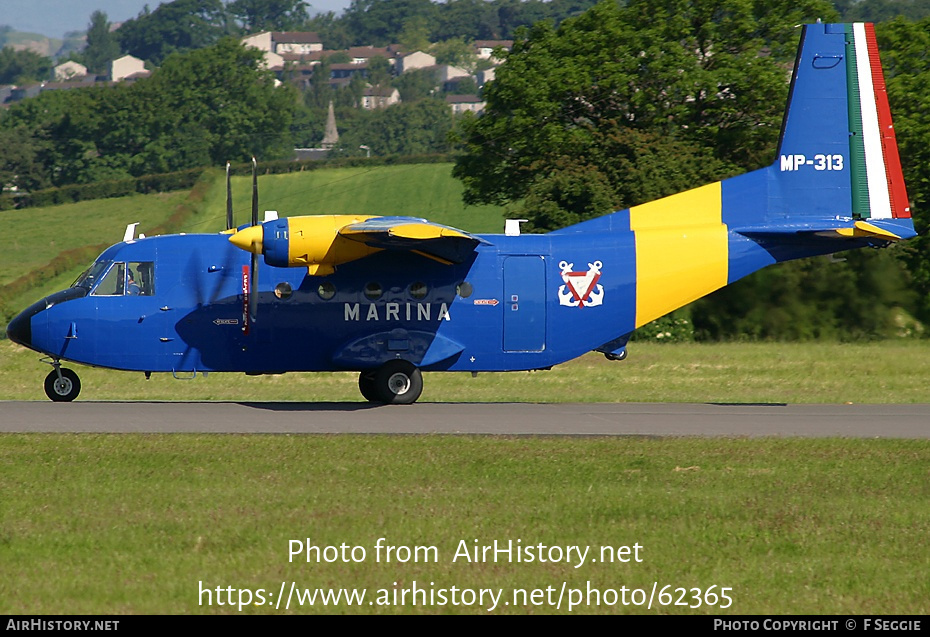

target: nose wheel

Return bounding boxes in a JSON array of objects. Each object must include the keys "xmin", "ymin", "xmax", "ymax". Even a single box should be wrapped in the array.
[{"xmin": 43, "ymin": 363, "xmax": 81, "ymax": 402}]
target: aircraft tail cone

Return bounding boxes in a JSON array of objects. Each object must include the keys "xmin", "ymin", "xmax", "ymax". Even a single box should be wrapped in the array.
[{"xmin": 229, "ymin": 225, "xmax": 263, "ymax": 254}]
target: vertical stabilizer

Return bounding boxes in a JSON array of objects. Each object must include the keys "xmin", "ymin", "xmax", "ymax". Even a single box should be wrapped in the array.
[{"xmin": 772, "ymin": 22, "xmax": 910, "ymax": 223}]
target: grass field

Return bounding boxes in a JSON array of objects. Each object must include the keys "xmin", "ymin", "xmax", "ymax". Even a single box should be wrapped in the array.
[
  {"xmin": 3, "ymin": 163, "xmax": 929, "ymax": 615},
  {"xmin": 1, "ymin": 434, "xmax": 928, "ymax": 614},
  {"xmin": 219, "ymin": 164, "xmax": 509, "ymax": 235},
  {"xmin": 1, "ymin": 190, "xmax": 193, "ymax": 289},
  {"xmin": 3, "ymin": 339, "xmax": 929, "ymax": 403},
  {"xmin": 0, "ymin": 163, "xmax": 507, "ymax": 327}
]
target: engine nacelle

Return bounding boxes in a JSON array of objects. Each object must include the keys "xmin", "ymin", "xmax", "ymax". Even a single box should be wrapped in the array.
[{"xmin": 229, "ymin": 215, "xmax": 381, "ymax": 276}]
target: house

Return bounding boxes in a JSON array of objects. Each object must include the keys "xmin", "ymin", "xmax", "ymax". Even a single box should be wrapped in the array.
[
  {"xmin": 242, "ymin": 31, "xmax": 322, "ymax": 56},
  {"xmin": 435, "ymin": 65, "xmax": 471, "ymax": 83},
  {"xmin": 271, "ymin": 32, "xmax": 323, "ymax": 56},
  {"xmin": 346, "ymin": 46, "xmax": 392, "ymax": 65},
  {"xmin": 474, "ymin": 40, "xmax": 513, "ymax": 64},
  {"xmin": 54, "ymin": 61, "xmax": 87, "ymax": 81},
  {"xmin": 242, "ymin": 31, "xmax": 322, "ymax": 71},
  {"xmin": 446, "ymin": 94, "xmax": 485, "ymax": 115},
  {"xmin": 476, "ymin": 67, "xmax": 495, "ymax": 88},
  {"xmin": 330, "ymin": 62, "xmax": 368, "ymax": 80},
  {"xmin": 110, "ymin": 55, "xmax": 146, "ymax": 82},
  {"xmin": 395, "ymin": 51, "xmax": 435, "ymax": 74},
  {"xmin": 361, "ymin": 85, "xmax": 400, "ymax": 110}
]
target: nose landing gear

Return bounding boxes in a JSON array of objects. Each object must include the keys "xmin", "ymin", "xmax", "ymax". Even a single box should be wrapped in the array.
[{"xmin": 41, "ymin": 358, "xmax": 81, "ymax": 402}]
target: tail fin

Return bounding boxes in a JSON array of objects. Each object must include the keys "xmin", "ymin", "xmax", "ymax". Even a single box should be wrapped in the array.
[
  {"xmin": 556, "ymin": 23, "xmax": 916, "ymax": 329},
  {"xmin": 725, "ymin": 22, "xmax": 914, "ymax": 240},
  {"xmin": 775, "ymin": 22, "xmax": 910, "ymax": 220}
]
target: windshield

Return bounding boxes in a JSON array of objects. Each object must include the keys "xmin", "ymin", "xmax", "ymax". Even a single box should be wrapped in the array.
[{"xmin": 72, "ymin": 261, "xmax": 111, "ymax": 291}]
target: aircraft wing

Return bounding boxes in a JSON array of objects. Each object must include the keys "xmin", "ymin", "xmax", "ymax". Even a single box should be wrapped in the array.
[{"xmin": 338, "ymin": 216, "xmax": 491, "ymax": 264}]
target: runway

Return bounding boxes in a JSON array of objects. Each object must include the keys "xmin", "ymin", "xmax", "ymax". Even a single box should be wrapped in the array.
[{"xmin": 1, "ymin": 402, "xmax": 929, "ymax": 437}]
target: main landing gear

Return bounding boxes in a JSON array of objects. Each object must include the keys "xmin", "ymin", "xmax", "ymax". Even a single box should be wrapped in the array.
[
  {"xmin": 42, "ymin": 359, "xmax": 81, "ymax": 402},
  {"xmin": 358, "ymin": 360, "xmax": 423, "ymax": 404}
]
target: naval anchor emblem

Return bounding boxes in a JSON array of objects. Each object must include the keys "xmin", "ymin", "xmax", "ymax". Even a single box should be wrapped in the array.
[{"xmin": 558, "ymin": 260, "xmax": 604, "ymax": 308}]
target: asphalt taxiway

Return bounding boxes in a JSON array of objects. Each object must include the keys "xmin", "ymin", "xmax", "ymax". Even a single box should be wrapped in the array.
[{"xmin": 1, "ymin": 402, "xmax": 928, "ymax": 437}]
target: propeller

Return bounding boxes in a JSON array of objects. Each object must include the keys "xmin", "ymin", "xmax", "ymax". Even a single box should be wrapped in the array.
[
  {"xmin": 225, "ymin": 161, "xmax": 233, "ymax": 231},
  {"xmin": 248, "ymin": 157, "xmax": 259, "ymax": 328}
]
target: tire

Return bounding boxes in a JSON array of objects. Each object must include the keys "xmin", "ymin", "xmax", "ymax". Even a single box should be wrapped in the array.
[
  {"xmin": 44, "ymin": 368, "xmax": 81, "ymax": 402},
  {"xmin": 358, "ymin": 371, "xmax": 379, "ymax": 402},
  {"xmin": 372, "ymin": 361, "xmax": 423, "ymax": 405}
]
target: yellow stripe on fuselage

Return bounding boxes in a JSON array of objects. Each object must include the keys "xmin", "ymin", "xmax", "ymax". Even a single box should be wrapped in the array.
[{"xmin": 629, "ymin": 182, "xmax": 728, "ymax": 327}]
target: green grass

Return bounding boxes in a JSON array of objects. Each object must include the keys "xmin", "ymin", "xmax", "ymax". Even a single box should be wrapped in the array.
[
  {"xmin": 1, "ymin": 190, "xmax": 192, "ymax": 288},
  {"xmin": 1, "ymin": 164, "xmax": 507, "ymax": 323},
  {"xmin": 220, "ymin": 163, "xmax": 508, "ymax": 234},
  {"xmin": 3, "ymin": 340, "xmax": 930, "ymax": 403},
  {"xmin": 0, "ymin": 434, "xmax": 927, "ymax": 614}
]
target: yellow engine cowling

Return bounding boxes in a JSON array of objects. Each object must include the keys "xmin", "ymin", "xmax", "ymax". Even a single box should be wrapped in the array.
[{"xmin": 229, "ymin": 215, "xmax": 381, "ymax": 276}]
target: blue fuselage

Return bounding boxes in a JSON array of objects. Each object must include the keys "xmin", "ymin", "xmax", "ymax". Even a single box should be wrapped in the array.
[{"xmin": 11, "ymin": 230, "xmax": 640, "ymax": 374}]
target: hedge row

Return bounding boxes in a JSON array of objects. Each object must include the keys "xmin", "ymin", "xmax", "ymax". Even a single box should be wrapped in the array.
[
  {"xmin": 0, "ymin": 155, "xmax": 455, "ymax": 210},
  {"xmin": 225, "ymin": 153, "xmax": 454, "ymax": 177},
  {"xmin": 0, "ymin": 168, "xmax": 205, "ymax": 210}
]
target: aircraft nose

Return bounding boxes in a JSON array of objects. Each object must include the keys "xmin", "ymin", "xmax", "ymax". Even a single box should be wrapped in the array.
[{"xmin": 6, "ymin": 309, "xmax": 33, "ymax": 348}]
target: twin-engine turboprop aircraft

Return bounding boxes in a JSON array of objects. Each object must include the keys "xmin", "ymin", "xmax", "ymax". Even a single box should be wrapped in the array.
[{"xmin": 6, "ymin": 23, "xmax": 916, "ymax": 403}]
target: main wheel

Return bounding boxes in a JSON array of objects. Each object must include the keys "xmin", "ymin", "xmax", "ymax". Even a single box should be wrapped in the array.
[
  {"xmin": 372, "ymin": 361, "xmax": 423, "ymax": 404},
  {"xmin": 44, "ymin": 368, "xmax": 81, "ymax": 402},
  {"xmin": 358, "ymin": 371, "xmax": 379, "ymax": 402}
]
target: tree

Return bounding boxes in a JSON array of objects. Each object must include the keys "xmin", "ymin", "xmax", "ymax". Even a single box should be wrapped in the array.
[
  {"xmin": 434, "ymin": 0, "xmax": 501, "ymax": 41},
  {"xmin": 116, "ymin": 0, "xmax": 228, "ymax": 65},
  {"xmin": 228, "ymin": 0, "xmax": 311, "ymax": 32},
  {"xmin": 876, "ymin": 17, "xmax": 930, "ymax": 324},
  {"xmin": 0, "ymin": 38, "xmax": 298, "ymax": 186},
  {"xmin": 453, "ymin": 0, "xmax": 836, "ymax": 222},
  {"xmin": 82, "ymin": 11, "xmax": 121, "ymax": 74},
  {"xmin": 0, "ymin": 47, "xmax": 52, "ymax": 84},
  {"xmin": 120, "ymin": 38, "xmax": 298, "ymax": 171},
  {"xmin": 0, "ymin": 127, "xmax": 51, "ymax": 192},
  {"xmin": 398, "ymin": 15, "xmax": 432, "ymax": 53},
  {"xmin": 393, "ymin": 67, "xmax": 437, "ymax": 102},
  {"xmin": 431, "ymin": 36, "xmax": 478, "ymax": 72},
  {"xmin": 336, "ymin": 98, "xmax": 454, "ymax": 156},
  {"xmin": 343, "ymin": 0, "xmax": 438, "ymax": 46}
]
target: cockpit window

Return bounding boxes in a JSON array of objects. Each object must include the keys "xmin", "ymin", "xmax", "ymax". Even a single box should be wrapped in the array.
[
  {"xmin": 84, "ymin": 261, "xmax": 155, "ymax": 296},
  {"xmin": 73, "ymin": 261, "xmax": 112, "ymax": 291},
  {"xmin": 91, "ymin": 262, "xmax": 126, "ymax": 296}
]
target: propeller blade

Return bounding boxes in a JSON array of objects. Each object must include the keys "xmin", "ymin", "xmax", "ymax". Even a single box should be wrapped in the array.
[
  {"xmin": 251, "ymin": 157, "xmax": 258, "ymax": 227},
  {"xmin": 225, "ymin": 161, "xmax": 233, "ymax": 231},
  {"xmin": 248, "ymin": 157, "xmax": 259, "ymax": 326}
]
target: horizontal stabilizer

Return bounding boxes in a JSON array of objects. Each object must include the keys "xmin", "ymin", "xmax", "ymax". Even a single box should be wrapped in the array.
[
  {"xmin": 734, "ymin": 218, "xmax": 916, "ymax": 243},
  {"xmin": 339, "ymin": 216, "xmax": 489, "ymax": 264}
]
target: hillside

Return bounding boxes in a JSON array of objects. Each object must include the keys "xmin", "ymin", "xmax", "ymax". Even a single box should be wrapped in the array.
[{"xmin": 1, "ymin": 162, "xmax": 507, "ymax": 327}]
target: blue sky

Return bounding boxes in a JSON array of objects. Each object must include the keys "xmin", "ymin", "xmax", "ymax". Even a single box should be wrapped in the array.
[{"xmin": 2, "ymin": 0, "xmax": 352, "ymax": 39}]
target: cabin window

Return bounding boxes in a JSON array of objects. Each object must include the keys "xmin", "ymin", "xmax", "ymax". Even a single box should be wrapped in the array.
[
  {"xmin": 364, "ymin": 282, "xmax": 382, "ymax": 300},
  {"xmin": 456, "ymin": 282, "xmax": 473, "ymax": 298},
  {"xmin": 128, "ymin": 262, "xmax": 154, "ymax": 296},
  {"xmin": 318, "ymin": 282, "xmax": 336, "ymax": 300},
  {"xmin": 274, "ymin": 282, "xmax": 293, "ymax": 300},
  {"xmin": 410, "ymin": 282, "xmax": 428, "ymax": 299}
]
